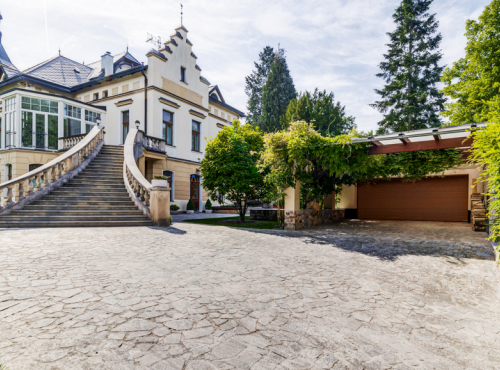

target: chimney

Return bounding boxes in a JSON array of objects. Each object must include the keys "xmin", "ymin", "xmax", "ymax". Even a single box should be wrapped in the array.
[{"xmin": 101, "ymin": 51, "xmax": 113, "ymax": 77}]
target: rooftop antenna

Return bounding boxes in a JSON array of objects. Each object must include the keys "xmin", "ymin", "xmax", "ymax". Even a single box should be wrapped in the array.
[
  {"xmin": 181, "ymin": 4, "xmax": 183, "ymax": 26},
  {"xmin": 146, "ymin": 32, "xmax": 162, "ymax": 50}
]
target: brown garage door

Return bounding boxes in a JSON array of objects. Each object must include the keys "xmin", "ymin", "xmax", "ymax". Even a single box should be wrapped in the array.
[{"xmin": 358, "ymin": 176, "xmax": 468, "ymax": 222}]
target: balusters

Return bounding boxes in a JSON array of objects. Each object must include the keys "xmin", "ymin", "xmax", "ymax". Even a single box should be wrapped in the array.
[
  {"xmin": 47, "ymin": 167, "xmax": 55, "ymax": 184},
  {"xmin": 2, "ymin": 185, "xmax": 13, "ymax": 207},
  {"xmin": 144, "ymin": 191, "xmax": 150, "ymax": 206},
  {"xmin": 17, "ymin": 182, "xmax": 25, "ymax": 201},
  {"xmin": 23, "ymin": 178, "xmax": 32, "ymax": 197}
]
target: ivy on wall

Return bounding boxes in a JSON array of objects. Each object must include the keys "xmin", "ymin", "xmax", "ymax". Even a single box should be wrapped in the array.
[
  {"xmin": 260, "ymin": 121, "xmax": 464, "ymax": 206},
  {"xmin": 469, "ymin": 115, "xmax": 500, "ymax": 242}
]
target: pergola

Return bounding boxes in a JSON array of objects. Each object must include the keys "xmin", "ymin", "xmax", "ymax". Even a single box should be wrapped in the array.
[
  {"xmin": 351, "ymin": 123, "xmax": 485, "ymax": 155},
  {"xmin": 283, "ymin": 122, "xmax": 486, "ymax": 230}
]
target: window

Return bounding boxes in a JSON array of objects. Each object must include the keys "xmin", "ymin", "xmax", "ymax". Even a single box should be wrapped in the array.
[
  {"xmin": 162, "ymin": 110, "xmax": 173, "ymax": 146},
  {"xmin": 64, "ymin": 104, "xmax": 82, "ymax": 137},
  {"xmin": 103, "ymin": 90, "xmax": 109, "ymax": 98},
  {"xmin": 22, "ymin": 97, "xmax": 58, "ymax": 113},
  {"xmin": 162, "ymin": 170, "xmax": 174, "ymax": 201},
  {"xmin": 122, "ymin": 111, "xmax": 129, "ymax": 143},
  {"xmin": 85, "ymin": 110, "xmax": 101, "ymax": 134},
  {"xmin": 191, "ymin": 121, "xmax": 200, "ymax": 152},
  {"xmin": 21, "ymin": 111, "xmax": 33, "ymax": 148},
  {"xmin": 47, "ymin": 115, "xmax": 58, "ymax": 149},
  {"xmin": 180, "ymin": 67, "xmax": 186, "ymax": 82},
  {"xmin": 5, "ymin": 97, "xmax": 16, "ymax": 149},
  {"xmin": 93, "ymin": 93, "xmax": 99, "ymax": 101}
]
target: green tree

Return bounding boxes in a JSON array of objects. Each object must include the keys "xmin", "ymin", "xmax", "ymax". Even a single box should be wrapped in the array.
[
  {"xmin": 260, "ymin": 47, "xmax": 296, "ymax": 133},
  {"xmin": 200, "ymin": 121, "xmax": 270, "ymax": 222},
  {"xmin": 281, "ymin": 89, "xmax": 356, "ymax": 136},
  {"xmin": 441, "ymin": 0, "xmax": 500, "ymax": 126},
  {"xmin": 371, "ymin": 0, "xmax": 445, "ymax": 133},
  {"xmin": 245, "ymin": 46, "xmax": 275, "ymax": 126}
]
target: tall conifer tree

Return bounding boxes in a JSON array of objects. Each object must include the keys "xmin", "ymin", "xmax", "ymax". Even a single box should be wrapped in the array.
[
  {"xmin": 245, "ymin": 46, "xmax": 275, "ymax": 126},
  {"xmin": 371, "ymin": 0, "xmax": 445, "ymax": 133},
  {"xmin": 260, "ymin": 47, "xmax": 296, "ymax": 133}
]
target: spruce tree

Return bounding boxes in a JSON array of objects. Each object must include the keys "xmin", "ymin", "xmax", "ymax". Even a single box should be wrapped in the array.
[
  {"xmin": 244, "ymin": 46, "xmax": 275, "ymax": 126},
  {"xmin": 260, "ymin": 48, "xmax": 296, "ymax": 133},
  {"xmin": 371, "ymin": 0, "xmax": 445, "ymax": 133}
]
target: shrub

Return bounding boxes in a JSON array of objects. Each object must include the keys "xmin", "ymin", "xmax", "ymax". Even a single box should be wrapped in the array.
[
  {"xmin": 170, "ymin": 204, "xmax": 180, "ymax": 211},
  {"xmin": 205, "ymin": 199, "xmax": 212, "ymax": 210},
  {"xmin": 153, "ymin": 175, "xmax": 168, "ymax": 180},
  {"xmin": 186, "ymin": 199, "xmax": 195, "ymax": 210}
]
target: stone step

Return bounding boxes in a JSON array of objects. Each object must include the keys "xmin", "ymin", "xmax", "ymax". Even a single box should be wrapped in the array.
[
  {"xmin": 33, "ymin": 200, "xmax": 136, "ymax": 206},
  {"xmin": 76, "ymin": 174, "xmax": 124, "ymax": 179},
  {"xmin": 83, "ymin": 167, "xmax": 122, "ymax": 173},
  {"xmin": 68, "ymin": 179, "xmax": 126, "ymax": 185},
  {"xmin": 3, "ymin": 215, "xmax": 149, "ymax": 222},
  {"xmin": 0, "ymin": 220, "xmax": 153, "ymax": 228},
  {"xmin": 24, "ymin": 204, "xmax": 139, "ymax": 210},
  {"xmin": 64, "ymin": 184, "xmax": 127, "ymax": 190},
  {"xmin": 51, "ymin": 189, "xmax": 129, "ymax": 196},
  {"xmin": 11, "ymin": 210, "xmax": 145, "ymax": 216}
]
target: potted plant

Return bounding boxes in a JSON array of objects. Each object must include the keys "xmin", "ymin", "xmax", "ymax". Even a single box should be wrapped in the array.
[
  {"xmin": 186, "ymin": 199, "xmax": 195, "ymax": 214},
  {"xmin": 205, "ymin": 199, "xmax": 213, "ymax": 213},
  {"xmin": 170, "ymin": 204, "xmax": 180, "ymax": 211},
  {"xmin": 152, "ymin": 175, "xmax": 169, "ymax": 188}
]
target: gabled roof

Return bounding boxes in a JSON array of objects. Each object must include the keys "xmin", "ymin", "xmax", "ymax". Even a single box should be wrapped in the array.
[
  {"xmin": 86, "ymin": 51, "xmax": 141, "ymax": 79},
  {"xmin": 22, "ymin": 55, "xmax": 94, "ymax": 88},
  {"xmin": 209, "ymin": 85, "xmax": 225, "ymax": 103},
  {"xmin": 0, "ymin": 32, "xmax": 19, "ymax": 78}
]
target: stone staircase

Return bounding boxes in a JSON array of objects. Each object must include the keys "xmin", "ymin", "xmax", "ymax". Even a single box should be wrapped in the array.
[{"xmin": 0, "ymin": 145, "xmax": 152, "ymax": 228}]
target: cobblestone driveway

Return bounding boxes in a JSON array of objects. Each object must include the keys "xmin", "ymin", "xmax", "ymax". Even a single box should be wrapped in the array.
[{"xmin": 0, "ymin": 220, "xmax": 499, "ymax": 369}]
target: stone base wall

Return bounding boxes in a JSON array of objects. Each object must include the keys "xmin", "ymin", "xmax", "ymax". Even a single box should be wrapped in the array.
[
  {"xmin": 212, "ymin": 207, "xmax": 239, "ymax": 214},
  {"xmin": 284, "ymin": 209, "xmax": 345, "ymax": 230},
  {"xmin": 250, "ymin": 209, "xmax": 279, "ymax": 221}
]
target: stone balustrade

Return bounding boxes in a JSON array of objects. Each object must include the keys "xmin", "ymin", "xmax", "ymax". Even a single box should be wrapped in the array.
[
  {"xmin": 0, "ymin": 126, "xmax": 104, "ymax": 214},
  {"xmin": 143, "ymin": 134, "xmax": 166, "ymax": 153},
  {"xmin": 123, "ymin": 128, "xmax": 170, "ymax": 226},
  {"xmin": 59, "ymin": 133, "xmax": 88, "ymax": 150}
]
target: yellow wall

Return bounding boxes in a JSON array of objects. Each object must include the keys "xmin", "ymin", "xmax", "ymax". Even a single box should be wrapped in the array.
[{"xmin": 0, "ymin": 150, "xmax": 61, "ymax": 183}]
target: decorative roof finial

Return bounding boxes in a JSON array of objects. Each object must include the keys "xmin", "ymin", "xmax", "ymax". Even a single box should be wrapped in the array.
[
  {"xmin": 0, "ymin": 12, "xmax": 3, "ymax": 23},
  {"xmin": 58, "ymin": 47, "xmax": 61, "ymax": 56},
  {"xmin": 181, "ymin": 3, "xmax": 183, "ymax": 26},
  {"xmin": 127, "ymin": 43, "xmax": 129, "ymax": 52}
]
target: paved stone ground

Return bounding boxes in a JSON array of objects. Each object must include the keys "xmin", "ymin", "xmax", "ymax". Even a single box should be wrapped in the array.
[{"xmin": 0, "ymin": 220, "xmax": 499, "ymax": 370}]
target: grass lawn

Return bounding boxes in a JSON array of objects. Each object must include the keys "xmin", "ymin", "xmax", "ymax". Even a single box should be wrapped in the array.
[{"xmin": 183, "ymin": 216, "xmax": 279, "ymax": 230}]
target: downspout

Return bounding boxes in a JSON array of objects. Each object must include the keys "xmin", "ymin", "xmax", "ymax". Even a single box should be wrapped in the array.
[{"xmin": 141, "ymin": 64, "xmax": 148, "ymax": 135}]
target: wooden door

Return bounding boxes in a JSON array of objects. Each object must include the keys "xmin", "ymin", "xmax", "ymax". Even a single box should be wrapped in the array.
[
  {"xmin": 190, "ymin": 175, "xmax": 200, "ymax": 211},
  {"xmin": 357, "ymin": 176, "xmax": 468, "ymax": 222}
]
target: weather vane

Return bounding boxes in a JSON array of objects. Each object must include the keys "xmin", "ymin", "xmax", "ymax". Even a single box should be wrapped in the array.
[{"xmin": 181, "ymin": 4, "xmax": 183, "ymax": 26}]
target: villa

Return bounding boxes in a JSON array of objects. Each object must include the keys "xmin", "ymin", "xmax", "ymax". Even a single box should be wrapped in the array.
[{"xmin": 0, "ymin": 22, "xmax": 244, "ymax": 213}]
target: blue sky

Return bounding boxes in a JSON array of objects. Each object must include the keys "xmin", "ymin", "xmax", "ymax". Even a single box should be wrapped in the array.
[{"xmin": 0, "ymin": 0, "xmax": 490, "ymax": 132}]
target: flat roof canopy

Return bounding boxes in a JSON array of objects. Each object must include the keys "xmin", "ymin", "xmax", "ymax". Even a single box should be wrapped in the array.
[{"xmin": 352, "ymin": 123, "xmax": 485, "ymax": 155}]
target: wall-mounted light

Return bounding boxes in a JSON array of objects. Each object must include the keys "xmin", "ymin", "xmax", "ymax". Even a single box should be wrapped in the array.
[
  {"xmin": 96, "ymin": 118, "xmax": 101, "ymax": 127},
  {"xmin": 135, "ymin": 120, "xmax": 140, "ymax": 129}
]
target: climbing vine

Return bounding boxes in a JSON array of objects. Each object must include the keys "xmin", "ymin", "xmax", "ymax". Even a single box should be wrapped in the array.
[{"xmin": 260, "ymin": 121, "xmax": 464, "ymax": 207}]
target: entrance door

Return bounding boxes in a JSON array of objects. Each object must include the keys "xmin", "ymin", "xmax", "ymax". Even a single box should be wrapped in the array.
[
  {"xmin": 190, "ymin": 174, "xmax": 200, "ymax": 211},
  {"xmin": 357, "ymin": 175, "xmax": 468, "ymax": 222}
]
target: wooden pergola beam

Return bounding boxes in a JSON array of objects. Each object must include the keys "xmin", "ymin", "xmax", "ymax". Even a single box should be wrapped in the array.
[{"xmin": 368, "ymin": 137, "xmax": 472, "ymax": 155}]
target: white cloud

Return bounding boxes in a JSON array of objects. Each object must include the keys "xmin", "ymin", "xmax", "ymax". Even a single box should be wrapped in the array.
[{"xmin": 0, "ymin": 0, "xmax": 490, "ymax": 131}]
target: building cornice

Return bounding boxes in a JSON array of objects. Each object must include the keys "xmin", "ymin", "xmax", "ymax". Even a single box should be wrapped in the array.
[
  {"xmin": 159, "ymin": 97, "xmax": 180, "ymax": 109},
  {"xmin": 148, "ymin": 85, "xmax": 208, "ymax": 112},
  {"xmin": 189, "ymin": 109, "xmax": 206, "ymax": 119},
  {"xmin": 209, "ymin": 112, "xmax": 229, "ymax": 123}
]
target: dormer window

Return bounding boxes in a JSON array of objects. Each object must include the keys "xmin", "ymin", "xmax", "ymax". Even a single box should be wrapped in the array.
[{"xmin": 180, "ymin": 67, "xmax": 186, "ymax": 83}]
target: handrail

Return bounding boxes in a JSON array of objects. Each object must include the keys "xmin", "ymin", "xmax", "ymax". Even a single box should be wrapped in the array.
[
  {"xmin": 0, "ymin": 125, "xmax": 104, "ymax": 212},
  {"xmin": 59, "ymin": 133, "xmax": 88, "ymax": 150},
  {"xmin": 123, "ymin": 127, "xmax": 152, "ymax": 216}
]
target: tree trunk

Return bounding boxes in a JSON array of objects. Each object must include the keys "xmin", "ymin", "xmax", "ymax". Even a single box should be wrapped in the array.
[{"xmin": 237, "ymin": 199, "xmax": 246, "ymax": 223}]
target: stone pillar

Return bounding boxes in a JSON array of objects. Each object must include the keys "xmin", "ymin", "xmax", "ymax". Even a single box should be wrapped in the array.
[
  {"xmin": 323, "ymin": 192, "xmax": 335, "ymax": 210},
  {"xmin": 150, "ymin": 186, "xmax": 171, "ymax": 226},
  {"xmin": 284, "ymin": 181, "xmax": 300, "ymax": 231}
]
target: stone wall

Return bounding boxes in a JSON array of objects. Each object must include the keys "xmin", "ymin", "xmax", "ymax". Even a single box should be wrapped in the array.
[{"xmin": 284, "ymin": 209, "xmax": 345, "ymax": 230}]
